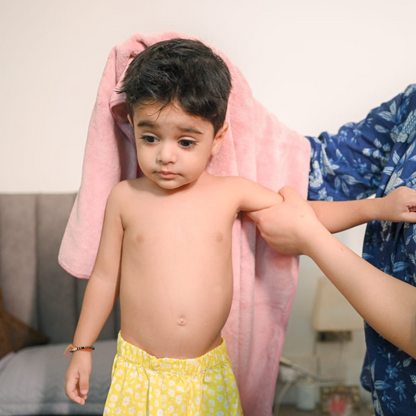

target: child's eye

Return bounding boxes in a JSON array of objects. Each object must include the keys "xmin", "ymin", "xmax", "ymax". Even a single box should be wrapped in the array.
[
  {"xmin": 179, "ymin": 139, "xmax": 197, "ymax": 148},
  {"xmin": 140, "ymin": 135, "xmax": 159, "ymax": 144}
]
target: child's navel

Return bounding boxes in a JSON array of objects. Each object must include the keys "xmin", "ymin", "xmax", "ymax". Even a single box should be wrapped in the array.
[{"xmin": 177, "ymin": 316, "xmax": 186, "ymax": 326}]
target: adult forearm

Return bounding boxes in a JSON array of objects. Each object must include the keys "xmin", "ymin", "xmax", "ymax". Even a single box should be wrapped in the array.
[
  {"xmin": 72, "ymin": 274, "xmax": 119, "ymax": 346},
  {"xmin": 309, "ymin": 186, "xmax": 416, "ymax": 233},
  {"xmin": 308, "ymin": 199, "xmax": 379, "ymax": 233},
  {"xmin": 304, "ymin": 227, "xmax": 416, "ymax": 358}
]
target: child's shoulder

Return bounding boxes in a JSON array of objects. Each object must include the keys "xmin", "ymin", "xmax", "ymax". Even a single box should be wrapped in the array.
[
  {"xmin": 108, "ymin": 178, "xmax": 147, "ymax": 202},
  {"xmin": 207, "ymin": 174, "xmax": 253, "ymax": 185},
  {"xmin": 212, "ymin": 175, "xmax": 256, "ymax": 188}
]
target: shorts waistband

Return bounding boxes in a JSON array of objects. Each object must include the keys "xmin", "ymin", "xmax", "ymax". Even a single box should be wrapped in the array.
[{"xmin": 116, "ymin": 332, "xmax": 230, "ymax": 375}]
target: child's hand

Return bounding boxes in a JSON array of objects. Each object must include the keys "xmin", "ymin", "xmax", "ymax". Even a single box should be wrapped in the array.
[
  {"xmin": 65, "ymin": 352, "xmax": 92, "ymax": 405},
  {"xmin": 379, "ymin": 186, "xmax": 416, "ymax": 222},
  {"xmin": 248, "ymin": 186, "xmax": 325, "ymax": 255}
]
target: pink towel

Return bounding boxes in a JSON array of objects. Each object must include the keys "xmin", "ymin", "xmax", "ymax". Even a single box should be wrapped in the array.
[{"xmin": 59, "ymin": 32, "xmax": 311, "ymax": 416}]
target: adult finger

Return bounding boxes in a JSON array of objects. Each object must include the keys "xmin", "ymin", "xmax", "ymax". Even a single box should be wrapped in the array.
[{"xmin": 278, "ymin": 185, "xmax": 305, "ymax": 202}]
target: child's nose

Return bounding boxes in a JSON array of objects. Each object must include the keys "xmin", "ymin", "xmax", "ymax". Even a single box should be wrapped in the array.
[{"xmin": 157, "ymin": 142, "xmax": 177, "ymax": 164}]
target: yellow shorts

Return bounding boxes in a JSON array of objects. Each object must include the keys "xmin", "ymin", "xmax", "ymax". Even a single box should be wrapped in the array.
[{"xmin": 103, "ymin": 333, "xmax": 243, "ymax": 416}]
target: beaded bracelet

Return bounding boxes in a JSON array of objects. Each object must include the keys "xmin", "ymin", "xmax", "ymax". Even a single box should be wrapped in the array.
[{"xmin": 64, "ymin": 344, "xmax": 95, "ymax": 359}]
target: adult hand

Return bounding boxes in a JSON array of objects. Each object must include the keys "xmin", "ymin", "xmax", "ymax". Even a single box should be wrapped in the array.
[
  {"xmin": 377, "ymin": 186, "xmax": 416, "ymax": 222},
  {"xmin": 248, "ymin": 186, "xmax": 325, "ymax": 256}
]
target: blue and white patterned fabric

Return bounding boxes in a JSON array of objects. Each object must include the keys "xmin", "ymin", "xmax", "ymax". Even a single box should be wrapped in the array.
[{"xmin": 307, "ymin": 84, "xmax": 416, "ymax": 416}]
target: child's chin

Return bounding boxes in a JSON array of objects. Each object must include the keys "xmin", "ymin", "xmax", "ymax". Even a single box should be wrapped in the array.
[{"xmin": 157, "ymin": 180, "xmax": 189, "ymax": 190}]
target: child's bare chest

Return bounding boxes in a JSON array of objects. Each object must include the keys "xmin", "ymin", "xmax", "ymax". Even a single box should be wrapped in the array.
[{"xmin": 122, "ymin": 190, "xmax": 238, "ymax": 247}]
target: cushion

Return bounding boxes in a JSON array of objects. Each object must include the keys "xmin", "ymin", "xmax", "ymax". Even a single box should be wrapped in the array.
[
  {"xmin": 0, "ymin": 339, "xmax": 117, "ymax": 415},
  {"xmin": 0, "ymin": 290, "xmax": 49, "ymax": 359}
]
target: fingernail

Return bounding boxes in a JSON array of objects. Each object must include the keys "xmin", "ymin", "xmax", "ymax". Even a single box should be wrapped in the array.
[{"xmin": 81, "ymin": 389, "xmax": 88, "ymax": 394}]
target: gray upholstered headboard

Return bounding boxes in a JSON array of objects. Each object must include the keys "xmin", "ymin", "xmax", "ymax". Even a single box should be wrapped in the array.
[{"xmin": 0, "ymin": 193, "xmax": 120, "ymax": 344}]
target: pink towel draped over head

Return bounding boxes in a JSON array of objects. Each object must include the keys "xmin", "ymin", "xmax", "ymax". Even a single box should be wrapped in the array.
[{"xmin": 58, "ymin": 32, "xmax": 311, "ymax": 416}]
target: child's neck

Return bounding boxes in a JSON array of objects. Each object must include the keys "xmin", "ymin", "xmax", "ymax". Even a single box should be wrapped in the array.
[{"xmin": 146, "ymin": 171, "xmax": 212, "ymax": 196}]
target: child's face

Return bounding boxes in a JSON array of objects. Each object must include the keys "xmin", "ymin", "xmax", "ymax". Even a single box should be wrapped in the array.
[{"xmin": 129, "ymin": 101, "xmax": 227, "ymax": 190}]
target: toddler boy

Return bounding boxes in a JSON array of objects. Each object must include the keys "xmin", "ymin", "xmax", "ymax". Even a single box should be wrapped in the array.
[{"xmin": 65, "ymin": 39, "xmax": 284, "ymax": 416}]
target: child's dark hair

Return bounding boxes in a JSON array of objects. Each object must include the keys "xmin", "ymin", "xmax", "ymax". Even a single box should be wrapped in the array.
[{"xmin": 119, "ymin": 38, "xmax": 232, "ymax": 134}]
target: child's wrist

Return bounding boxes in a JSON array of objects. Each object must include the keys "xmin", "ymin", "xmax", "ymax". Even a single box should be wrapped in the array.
[{"xmin": 64, "ymin": 344, "xmax": 95, "ymax": 359}]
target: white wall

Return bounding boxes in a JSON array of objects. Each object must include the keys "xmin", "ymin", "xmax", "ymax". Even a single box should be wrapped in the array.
[{"xmin": 1, "ymin": 0, "xmax": 415, "ymax": 399}]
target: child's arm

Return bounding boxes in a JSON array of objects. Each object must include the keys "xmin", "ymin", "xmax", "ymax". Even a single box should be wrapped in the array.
[
  {"xmin": 65, "ymin": 184, "xmax": 124, "ymax": 405},
  {"xmin": 249, "ymin": 186, "xmax": 416, "ymax": 359},
  {"xmin": 309, "ymin": 186, "xmax": 416, "ymax": 233},
  {"xmin": 229, "ymin": 177, "xmax": 283, "ymax": 213}
]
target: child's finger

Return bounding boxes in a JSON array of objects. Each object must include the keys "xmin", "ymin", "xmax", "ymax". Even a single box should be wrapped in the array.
[
  {"xmin": 65, "ymin": 375, "xmax": 84, "ymax": 404},
  {"xmin": 78, "ymin": 370, "xmax": 90, "ymax": 398}
]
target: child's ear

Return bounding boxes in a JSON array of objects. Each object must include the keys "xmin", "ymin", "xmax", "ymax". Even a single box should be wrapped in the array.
[
  {"xmin": 127, "ymin": 114, "xmax": 133, "ymax": 126},
  {"xmin": 211, "ymin": 122, "xmax": 228, "ymax": 156}
]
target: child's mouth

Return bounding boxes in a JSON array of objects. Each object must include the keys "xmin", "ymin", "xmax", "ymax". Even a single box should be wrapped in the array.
[{"xmin": 158, "ymin": 171, "xmax": 178, "ymax": 179}]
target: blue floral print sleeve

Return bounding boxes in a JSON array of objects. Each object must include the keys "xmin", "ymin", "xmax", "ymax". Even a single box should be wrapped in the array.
[{"xmin": 306, "ymin": 84, "xmax": 416, "ymax": 416}]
